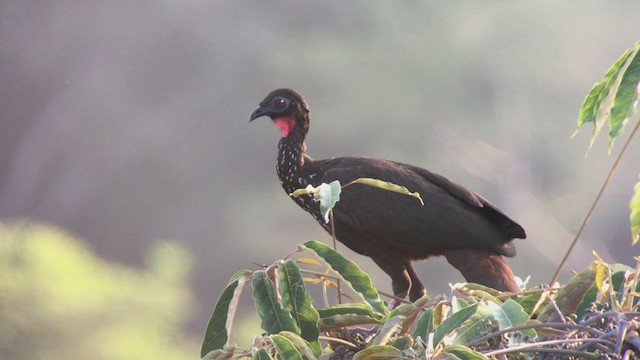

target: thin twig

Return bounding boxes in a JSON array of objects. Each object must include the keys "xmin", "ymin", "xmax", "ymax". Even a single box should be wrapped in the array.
[
  {"xmin": 482, "ymin": 338, "xmax": 613, "ymax": 358},
  {"xmin": 318, "ymin": 335, "xmax": 359, "ymax": 349},
  {"xmin": 466, "ymin": 322, "xmax": 607, "ymax": 347},
  {"xmin": 582, "ymin": 311, "xmax": 640, "ymax": 326},
  {"xmin": 377, "ymin": 289, "xmax": 412, "ymax": 305},
  {"xmin": 329, "ymin": 209, "xmax": 342, "ymax": 305},
  {"xmin": 550, "ymin": 118, "xmax": 640, "ymax": 286},
  {"xmin": 493, "ymin": 286, "xmax": 560, "ymax": 300},
  {"xmin": 507, "ymin": 348, "xmax": 599, "ymax": 359}
]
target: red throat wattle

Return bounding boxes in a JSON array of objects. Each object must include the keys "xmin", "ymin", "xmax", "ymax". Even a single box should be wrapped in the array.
[{"xmin": 273, "ymin": 117, "xmax": 296, "ymax": 137}]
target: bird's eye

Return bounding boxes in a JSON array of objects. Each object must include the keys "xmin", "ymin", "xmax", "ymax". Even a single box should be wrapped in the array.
[{"xmin": 273, "ymin": 97, "xmax": 287, "ymax": 109}]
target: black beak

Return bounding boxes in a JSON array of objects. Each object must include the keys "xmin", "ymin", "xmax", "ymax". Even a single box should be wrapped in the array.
[{"xmin": 249, "ymin": 106, "xmax": 267, "ymax": 122}]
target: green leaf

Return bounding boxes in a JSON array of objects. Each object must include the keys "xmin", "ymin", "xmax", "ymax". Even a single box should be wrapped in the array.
[
  {"xmin": 575, "ymin": 80, "xmax": 607, "ymax": 132},
  {"xmin": 450, "ymin": 283, "xmax": 503, "ymax": 304},
  {"xmin": 317, "ymin": 303, "xmax": 382, "ymax": 330},
  {"xmin": 352, "ymin": 345, "xmax": 402, "ymax": 360},
  {"xmin": 513, "ymin": 291, "xmax": 542, "ymax": 315},
  {"xmin": 450, "ymin": 303, "xmax": 493, "ymax": 346},
  {"xmin": 574, "ymin": 45, "xmax": 636, "ymax": 151},
  {"xmin": 289, "ymin": 182, "xmax": 341, "ymax": 223},
  {"xmin": 270, "ymin": 334, "xmax": 303, "ymax": 360},
  {"xmin": 317, "ymin": 181, "xmax": 342, "ymax": 222},
  {"xmin": 201, "ymin": 345, "xmax": 240, "ymax": 360},
  {"xmin": 369, "ymin": 315, "xmax": 405, "ymax": 346},
  {"xmin": 575, "ymin": 283, "xmax": 598, "ymax": 320},
  {"xmin": 277, "ymin": 260, "xmax": 321, "ymax": 355},
  {"xmin": 391, "ymin": 336, "xmax": 413, "ymax": 351},
  {"xmin": 349, "ymin": 177, "xmax": 424, "ymax": 206},
  {"xmin": 490, "ymin": 300, "xmax": 537, "ymax": 343},
  {"xmin": 433, "ymin": 303, "xmax": 478, "ymax": 346},
  {"xmin": 609, "ymin": 46, "xmax": 640, "ymax": 150},
  {"xmin": 631, "ymin": 180, "xmax": 640, "ymax": 245},
  {"xmin": 201, "ymin": 269, "xmax": 252, "ymax": 357},
  {"xmin": 300, "ymin": 241, "xmax": 387, "ymax": 315},
  {"xmin": 412, "ymin": 309, "xmax": 434, "ymax": 339},
  {"xmin": 538, "ymin": 266, "xmax": 596, "ymax": 322},
  {"xmin": 277, "ymin": 331, "xmax": 321, "ymax": 360},
  {"xmin": 252, "ymin": 270, "xmax": 301, "ymax": 336},
  {"xmin": 443, "ymin": 345, "xmax": 489, "ymax": 360},
  {"xmin": 251, "ymin": 347, "xmax": 273, "ymax": 360}
]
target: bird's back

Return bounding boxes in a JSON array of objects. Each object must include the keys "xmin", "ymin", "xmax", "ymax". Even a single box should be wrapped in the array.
[{"xmin": 305, "ymin": 156, "xmax": 525, "ymax": 259}]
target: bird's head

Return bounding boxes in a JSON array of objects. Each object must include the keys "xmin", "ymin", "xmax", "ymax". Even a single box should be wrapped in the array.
[{"xmin": 249, "ymin": 88, "xmax": 310, "ymax": 138}]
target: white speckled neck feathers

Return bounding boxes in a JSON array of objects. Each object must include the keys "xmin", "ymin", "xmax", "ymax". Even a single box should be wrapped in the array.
[{"xmin": 276, "ymin": 126, "xmax": 326, "ymax": 228}]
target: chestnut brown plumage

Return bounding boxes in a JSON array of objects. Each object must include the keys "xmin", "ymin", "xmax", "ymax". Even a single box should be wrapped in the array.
[{"xmin": 250, "ymin": 88, "xmax": 526, "ymax": 301}]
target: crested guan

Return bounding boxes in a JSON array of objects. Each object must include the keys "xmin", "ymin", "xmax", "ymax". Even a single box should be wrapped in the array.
[{"xmin": 250, "ymin": 88, "xmax": 526, "ymax": 301}]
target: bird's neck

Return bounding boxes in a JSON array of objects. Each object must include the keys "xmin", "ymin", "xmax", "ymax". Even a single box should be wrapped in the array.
[{"xmin": 276, "ymin": 125, "xmax": 312, "ymax": 193}]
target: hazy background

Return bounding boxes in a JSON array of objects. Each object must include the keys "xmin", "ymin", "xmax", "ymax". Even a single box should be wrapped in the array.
[{"xmin": 2, "ymin": 1, "xmax": 640, "ymax": 358}]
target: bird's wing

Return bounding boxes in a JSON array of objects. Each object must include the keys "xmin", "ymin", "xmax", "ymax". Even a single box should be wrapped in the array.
[
  {"xmin": 311, "ymin": 157, "xmax": 524, "ymax": 256},
  {"xmin": 400, "ymin": 163, "xmax": 526, "ymax": 240}
]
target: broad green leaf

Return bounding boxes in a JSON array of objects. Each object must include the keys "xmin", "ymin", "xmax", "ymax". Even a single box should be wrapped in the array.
[
  {"xmin": 270, "ymin": 334, "xmax": 303, "ymax": 360},
  {"xmin": 289, "ymin": 182, "xmax": 342, "ymax": 223},
  {"xmin": 201, "ymin": 269, "xmax": 252, "ymax": 357},
  {"xmin": 490, "ymin": 300, "xmax": 537, "ymax": 343},
  {"xmin": 369, "ymin": 315, "xmax": 404, "ymax": 346},
  {"xmin": 352, "ymin": 345, "xmax": 402, "ymax": 360},
  {"xmin": 391, "ymin": 336, "xmax": 413, "ymax": 351},
  {"xmin": 609, "ymin": 46, "xmax": 640, "ymax": 150},
  {"xmin": 350, "ymin": 177, "xmax": 424, "ymax": 206},
  {"xmin": 317, "ymin": 303, "xmax": 382, "ymax": 330},
  {"xmin": 252, "ymin": 270, "xmax": 301, "ymax": 336},
  {"xmin": 538, "ymin": 266, "xmax": 595, "ymax": 322},
  {"xmin": 251, "ymin": 347, "xmax": 273, "ymax": 360},
  {"xmin": 574, "ymin": 45, "xmax": 636, "ymax": 151},
  {"xmin": 443, "ymin": 345, "xmax": 489, "ymax": 360},
  {"xmin": 317, "ymin": 181, "xmax": 342, "ymax": 222},
  {"xmin": 385, "ymin": 304, "xmax": 421, "ymax": 335},
  {"xmin": 513, "ymin": 290, "xmax": 542, "ymax": 315},
  {"xmin": 277, "ymin": 260, "xmax": 321, "ymax": 355},
  {"xmin": 412, "ymin": 309, "xmax": 434, "ymax": 339},
  {"xmin": 433, "ymin": 303, "xmax": 478, "ymax": 346},
  {"xmin": 202, "ymin": 345, "xmax": 239, "ymax": 360},
  {"xmin": 631, "ymin": 180, "xmax": 640, "ymax": 245},
  {"xmin": 300, "ymin": 240, "xmax": 387, "ymax": 315},
  {"xmin": 575, "ymin": 80, "xmax": 607, "ymax": 132},
  {"xmin": 278, "ymin": 331, "xmax": 321, "ymax": 360},
  {"xmin": 575, "ymin": 283, "xmax": 599, "ymax": 320},
  {"xmin": 450, "ymin": 303, "xmax": 493, "ymax": 346}
]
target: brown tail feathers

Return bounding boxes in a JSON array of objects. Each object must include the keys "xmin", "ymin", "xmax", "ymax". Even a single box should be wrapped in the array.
[{"xmin": 444, "ymin": 248, "xmax": 520, "ymax": 293}]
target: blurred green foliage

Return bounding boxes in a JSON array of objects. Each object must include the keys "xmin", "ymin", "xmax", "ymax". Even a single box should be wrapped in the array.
[{"xmin": 0, "ymin": 222, "xmax": 198, "ymax": 360}]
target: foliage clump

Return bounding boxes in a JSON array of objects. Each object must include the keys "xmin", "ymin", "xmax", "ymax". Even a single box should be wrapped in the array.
[{"xmin": 201, "ymin": 241, "xmax": 640, "ymax": 359}]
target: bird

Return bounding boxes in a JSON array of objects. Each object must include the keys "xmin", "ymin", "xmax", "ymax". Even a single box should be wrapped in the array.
[{"xmin": 249, "ymin": 88, "xmax": 526, "ymax": 301}]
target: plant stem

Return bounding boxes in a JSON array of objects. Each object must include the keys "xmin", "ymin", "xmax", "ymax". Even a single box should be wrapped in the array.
[
  {"xmin": 550, "ymin": 117, "xmax": 640, "ymax": 286},
  {"xmin": 329, "ymin": 209, "xmax": 342, "ymax": 304}
]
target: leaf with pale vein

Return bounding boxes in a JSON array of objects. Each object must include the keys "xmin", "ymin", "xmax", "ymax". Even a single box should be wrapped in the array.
[
  {"xmin": 252, "ymin": 270, "xmax": 301, "ymax": 336},
  {"xmin": 277, "ymin": 260, "xmax": 321, "ymax": 355},
  {"xmin": 201, "ymin": 269, "xmax": 252, "ymax": 357},
  {"xmin": 609, "ymin": 45, "xmax": 640, "ymax": 150},
  {"xmin": 300, "ymin": 240, "xmax": 387, "ymax": 315}
]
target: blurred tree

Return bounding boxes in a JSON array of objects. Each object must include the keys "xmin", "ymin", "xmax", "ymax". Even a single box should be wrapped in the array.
[{"xmin": 0, "ymin": 222, "xmax": 197, "ymax": 360}]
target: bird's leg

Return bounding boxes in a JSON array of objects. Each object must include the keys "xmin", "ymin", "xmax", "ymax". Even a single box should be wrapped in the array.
[
  {"xmin": 371, "ymin": 257, "xmax": 412, "ymax": 308},
  {"xmin": 444, "ymin": 248, "xmax": 520, "ymax": 293},
  {"xmin": 405, "ymin": 261, "xmax": 426, "ymax": 301}
]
